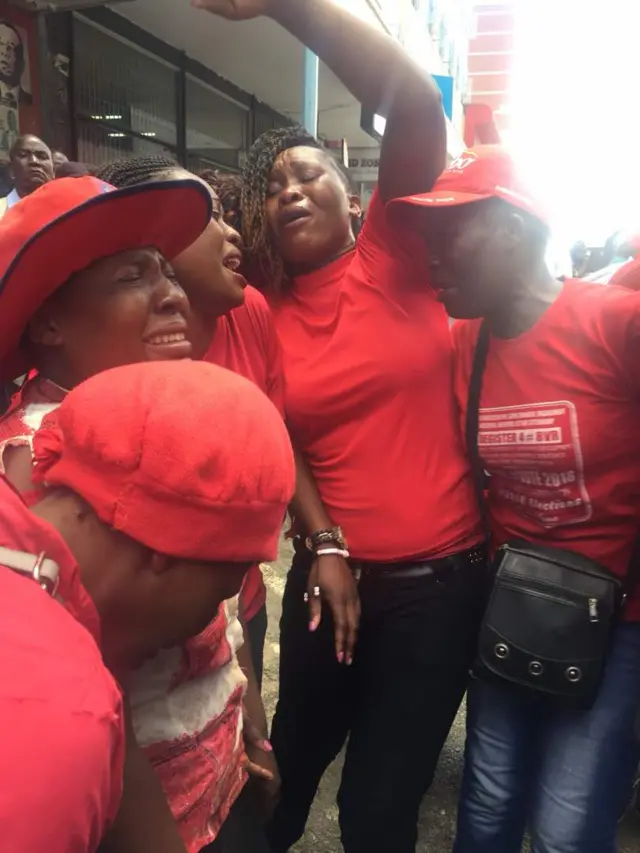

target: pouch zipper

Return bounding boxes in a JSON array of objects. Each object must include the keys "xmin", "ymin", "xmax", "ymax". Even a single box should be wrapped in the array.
[{"xmin": 500, "ymin": 579, "xmax": 599, "ymax": 622}]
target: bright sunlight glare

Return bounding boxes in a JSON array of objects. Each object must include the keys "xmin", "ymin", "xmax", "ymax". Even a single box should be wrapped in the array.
[{"xmin": 508, "ymin": 0, "xmax": 640, "ymax": 249}]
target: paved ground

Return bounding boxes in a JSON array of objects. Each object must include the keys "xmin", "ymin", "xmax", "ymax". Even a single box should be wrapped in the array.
[{"xmin": 262, "ymin": 538, "xmax": 640, "ymax": 852}]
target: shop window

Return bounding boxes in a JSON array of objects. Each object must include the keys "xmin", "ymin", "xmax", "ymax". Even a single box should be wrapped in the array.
[
  {"xmin": 252, "ymin": 102, "xmax": 292, "ymax": 145},
  {"xmin": 76, "ymin": 119, "xmax": 175, "ymax": 167},
  {"xmin": 186, "ymin": 75, "xmax": 247, "ymax": 171},
  {"xmin": 73, "ymin": 16, "xmax": 178, "ymax": 154}
]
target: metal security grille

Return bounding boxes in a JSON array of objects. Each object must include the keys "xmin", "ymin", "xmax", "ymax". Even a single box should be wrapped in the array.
[
  {"xmin": 252, "ymin": 102, "xmax": 293, "ymax": 143},
  {"xmin": 185, "ymin": 75, "xmax": 248, "ymax": 173},
  {"xmin": 76, "ymin": 118, "xmax": 176, "ymax": 166},
  {"xmin": 73, "ymin": 15, "xmax": 178, "ymax": 164}
]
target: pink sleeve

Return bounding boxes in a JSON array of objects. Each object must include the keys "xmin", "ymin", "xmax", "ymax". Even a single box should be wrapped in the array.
[{"xmin": 1, "ymin": 702, "xmax": 124, "ymax": 851}]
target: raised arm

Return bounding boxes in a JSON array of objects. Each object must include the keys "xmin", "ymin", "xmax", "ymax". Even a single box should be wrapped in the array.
[{"xmin": 192, "ymin": 0, "xmax": 447, "ymax": 200}]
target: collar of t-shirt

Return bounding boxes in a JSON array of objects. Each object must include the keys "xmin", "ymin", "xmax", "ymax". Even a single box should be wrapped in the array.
[
  {"xmin": 290, "ymin": 250, "xmax": 355, "ymax": 303},
  {"xmin": 0, "ymin": 477, "xmax": 101, "ymax": 643}
]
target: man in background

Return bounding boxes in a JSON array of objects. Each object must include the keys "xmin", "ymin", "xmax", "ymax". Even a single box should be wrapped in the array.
[
  {"xmin": 52, "ymin": 148, "xmax": 68, "ymax": 171},
  {"xmin": 2, "ymin": 133, "xmax": 53, "ymax": 213}
]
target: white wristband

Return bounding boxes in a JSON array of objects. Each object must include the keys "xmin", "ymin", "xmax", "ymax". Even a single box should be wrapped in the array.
[{"xmin": 315, "ymin": 547, "xmax": 350, "ymax": 559}]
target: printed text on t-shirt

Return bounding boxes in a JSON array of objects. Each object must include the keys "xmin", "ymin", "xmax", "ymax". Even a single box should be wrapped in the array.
[{"xmin": 478, "ymin": 402, "xmax": 592, "ymax": 528}]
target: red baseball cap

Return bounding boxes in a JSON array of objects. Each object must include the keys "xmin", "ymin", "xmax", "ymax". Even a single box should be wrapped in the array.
[
  {"xmin": 390, "ymin": 147, "xmax": 548, "ymax": 225},
  {"xmin": 31, "ymin": 361, "xmax": 295, "ymax": 563},
  {"xmin": 0, "ymin": 176, "xmax": 212, "ymax": 381}
]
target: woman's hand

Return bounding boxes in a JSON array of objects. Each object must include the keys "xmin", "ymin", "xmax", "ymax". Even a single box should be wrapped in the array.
[
  {"xmin": 190, "ymin": 0, "xmax": 274, "ymax": 20},
  {"xmin": 242, "ymin": 706, "xmax": 280, "ymax": 819},
  {"xmin": 308, "ymin": 553, "xmax": 361, "ymax": 665}
]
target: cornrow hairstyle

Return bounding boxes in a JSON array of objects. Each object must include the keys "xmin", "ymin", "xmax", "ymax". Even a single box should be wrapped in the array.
[
  {"xmin": 200, "ymin": 169, "xmax": 244, "ymax": 233},
  {"xmin": 241, "ymin": 126, "xmax": 323, "ymax": 292},
  {"xmin": 95, "ymin": 155, "xmax": 180, "ymax": 189}
]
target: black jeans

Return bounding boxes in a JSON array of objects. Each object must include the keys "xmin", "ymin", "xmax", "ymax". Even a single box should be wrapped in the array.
[
  {"xmin": 267, "ymin": 543, "xmax": 487, "ymax": 853},
  {"xmin": 247, "ymin": 602, "xmax": 268, "ymax": 691},
  {"xmin": 201, "ymin": 785, "xmax": 272, "ymax": 853}
]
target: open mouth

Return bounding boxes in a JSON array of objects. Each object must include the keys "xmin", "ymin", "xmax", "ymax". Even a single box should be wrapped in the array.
[
  {"xmin": 223, "ymin": 255, "xmax": 242, "ymax": 272},
  {"xmin": 221, "ymin": 252, "xmax": 247, "ymax": 289},
  {"xmin": 143, "ymin": 325, "xmax": 192, "ymax": 359},
  {"xmin": 146, "ymin": 332, "xmax": 187, "ymax": 346},
  {"xmin": 280, "ymin": 208, "xmax": 311, "ymax": 229}
]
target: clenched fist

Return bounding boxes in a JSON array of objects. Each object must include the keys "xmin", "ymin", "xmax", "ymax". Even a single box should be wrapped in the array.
[{"xmin": 190, "ymin": 0, "xmax": 276, "ymax": 20}]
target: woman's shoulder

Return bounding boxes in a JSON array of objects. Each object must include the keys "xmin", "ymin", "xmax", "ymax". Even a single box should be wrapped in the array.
[
  {"xmin": 356, "ymin": 187, "xmax": 429, "ymax": 278},
  {"xmin": 557, "ymin": 278, "xmax": 640, "ymax": 345},
  {"xmin": 224, "ymin": 285, "xmax": 273, "ymax": 332}
]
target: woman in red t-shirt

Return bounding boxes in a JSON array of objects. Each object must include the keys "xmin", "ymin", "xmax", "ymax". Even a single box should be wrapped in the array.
[
  {"xmin": 97, "ymin": 157, "xmax": 284, "ymax": 686},
  {"xmin": 195, "ymin": 2, "xmax": 485, "ymax": 852},
  {"xmin": 0, "ymin": 168, "xmax": 276, "ymax": 853},
  {"xmin": 395, "ymin": 147, "xmax": 640, "ymax": 853}
]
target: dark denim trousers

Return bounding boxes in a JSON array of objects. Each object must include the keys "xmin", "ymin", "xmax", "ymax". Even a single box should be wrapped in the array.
[
  {"xmin": 247, "ymin": 602, "xmax": 268, "ymax": 691},
  {"xmin": 454, "ymin": 623, "xmax": 640, "ymax": 853},
  {"xmin": 267, "ymin": 543, "xmax": 487, "ymax": 853},
  {"xmin": 201, "ymin": 785, "xmax": 272, "ymax": 853}
]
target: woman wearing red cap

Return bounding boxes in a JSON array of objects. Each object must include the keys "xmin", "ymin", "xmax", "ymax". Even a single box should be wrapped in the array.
[
  {"xmin": 0, "ymin": 173, "xmax": 279, "ymax": 853},
  {"xmin": 0, "ymin": 359, "xmax": 294, "ymax": 852},
  {"xmin": 194, "ymin": 2, "xmax": 485, "ymax": 853},
  {"xmin": 396, "ymin": 146, "xmax": 640, "ymax": 853},
  {"xmin": 95, "ymin": 155, "xmax": 284, "ymax": 690}
]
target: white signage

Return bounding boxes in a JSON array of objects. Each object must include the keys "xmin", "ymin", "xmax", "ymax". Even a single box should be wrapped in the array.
[{"xmin": 348, "ymin": 146, "xmax": 381, "ymax": 182}]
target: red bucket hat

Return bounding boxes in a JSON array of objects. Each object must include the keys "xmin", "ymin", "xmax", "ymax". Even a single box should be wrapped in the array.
[
  {"xmin": 0, "ymin": 176, "xmax": 212, "ymax": 381},
  {"xmin": 390, "ymin": 147, "xmax": 548, "ymax": 225},
  {"xmin": 31, "ymin": 361, "xmax": 295, "ymax": 563}
]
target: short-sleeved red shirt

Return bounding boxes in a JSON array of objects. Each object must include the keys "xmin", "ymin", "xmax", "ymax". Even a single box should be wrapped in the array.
[
  {"xmin": 451, "ymin": 279, "xmax": 640, "ymax": 618},
  {"xmin": 609, "ymin": 256, "xmax": 640, "ymax": 292},
  {"xmin": 205, "ymin": 285, "xmax": 285, "ymax": 619},
  {"xmin": 270, "ymin": 189, "xmax": 481, "ymax": 562},
  {"xmin": 0, "ymin": 478, "xmax": 124, "ymax": 851}
]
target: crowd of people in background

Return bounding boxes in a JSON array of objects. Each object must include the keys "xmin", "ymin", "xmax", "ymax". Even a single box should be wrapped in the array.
[{"xmin": 0, "ymin": 1, "xmax": 639, "ymax": 853}]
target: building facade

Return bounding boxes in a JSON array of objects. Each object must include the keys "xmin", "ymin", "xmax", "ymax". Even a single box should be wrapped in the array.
[
  {"xmin": 39, "ymin": 5, "xmax": 293, "ymax": 172},
  {"xmin": 466, "ymin": 1, "xmax": 515, "ymax": 146},
  {"xmin": 4, "ymin": 0, "xmax": 476, "ymax": 191},
  {"xmin": 346, "ymin": 0, "xmax": 476, "ymax": 202}
]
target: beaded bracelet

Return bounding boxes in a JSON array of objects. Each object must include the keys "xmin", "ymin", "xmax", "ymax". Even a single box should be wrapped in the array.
[{"xmin": 315, "ymin": 547, "xmax": 350, "ymax": 559}]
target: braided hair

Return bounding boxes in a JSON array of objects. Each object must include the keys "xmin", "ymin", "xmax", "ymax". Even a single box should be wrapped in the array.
[
  {"xmin": 241, "ymin": 126, "xmax": 326, "ymax": 292},
  {"xmin": 95, "ymin": 155, "xmax": 180, "ymax": 189},
  {"xmin": 200, "ymin": 169, "xmax": 244, "ymax": 233}
]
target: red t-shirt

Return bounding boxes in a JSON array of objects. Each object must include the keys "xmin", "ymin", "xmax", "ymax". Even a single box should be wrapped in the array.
[
  {"xmin": 451, "ymin": 279, "xmax": 640, "ymax": 618},
  {"xmin": 270, "ymin": 189, "xmax": 480, "ymax": 562},
  {"xmin": 205, "ymin": 285, "xmax": 285, "ymax": 619},
  {"xmin": 609, "ymin": 256, "xmax": 640, "ymax": 292},
  {"xmin": 0, "ymin": 478, "xmax": 124, "ymax": 851}
]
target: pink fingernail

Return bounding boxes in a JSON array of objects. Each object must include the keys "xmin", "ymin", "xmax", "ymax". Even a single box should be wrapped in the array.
[
  {"xmin": 309, "ymin": 622, "xmax": 317, "ymax": 632},
  {"xmin": 337, "ymin": 652, "xmax": 345, "ymax": 664},
  {"xmin": 260, "ymin": 739, "xmax": 273, "ymax": 752}
]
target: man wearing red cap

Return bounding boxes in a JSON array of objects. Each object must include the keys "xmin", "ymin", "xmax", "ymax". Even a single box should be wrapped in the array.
[
  {"xmin": 392, "ymin": 147, "xmax": 640, "ymax": 853},
  {"xmin": 0, "ymin": 359, "xmax": 294, "ymax": 852}
]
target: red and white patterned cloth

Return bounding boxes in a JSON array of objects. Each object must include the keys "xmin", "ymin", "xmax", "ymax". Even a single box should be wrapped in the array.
[{"xmin": 0, "ymin": 376, "xmax": 248, "ymax": 852}]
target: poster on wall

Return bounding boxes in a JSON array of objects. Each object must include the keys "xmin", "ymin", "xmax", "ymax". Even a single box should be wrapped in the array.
[{"xmin": 0, "ymin": 19, "xmax": 33, "ymax": 158}]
